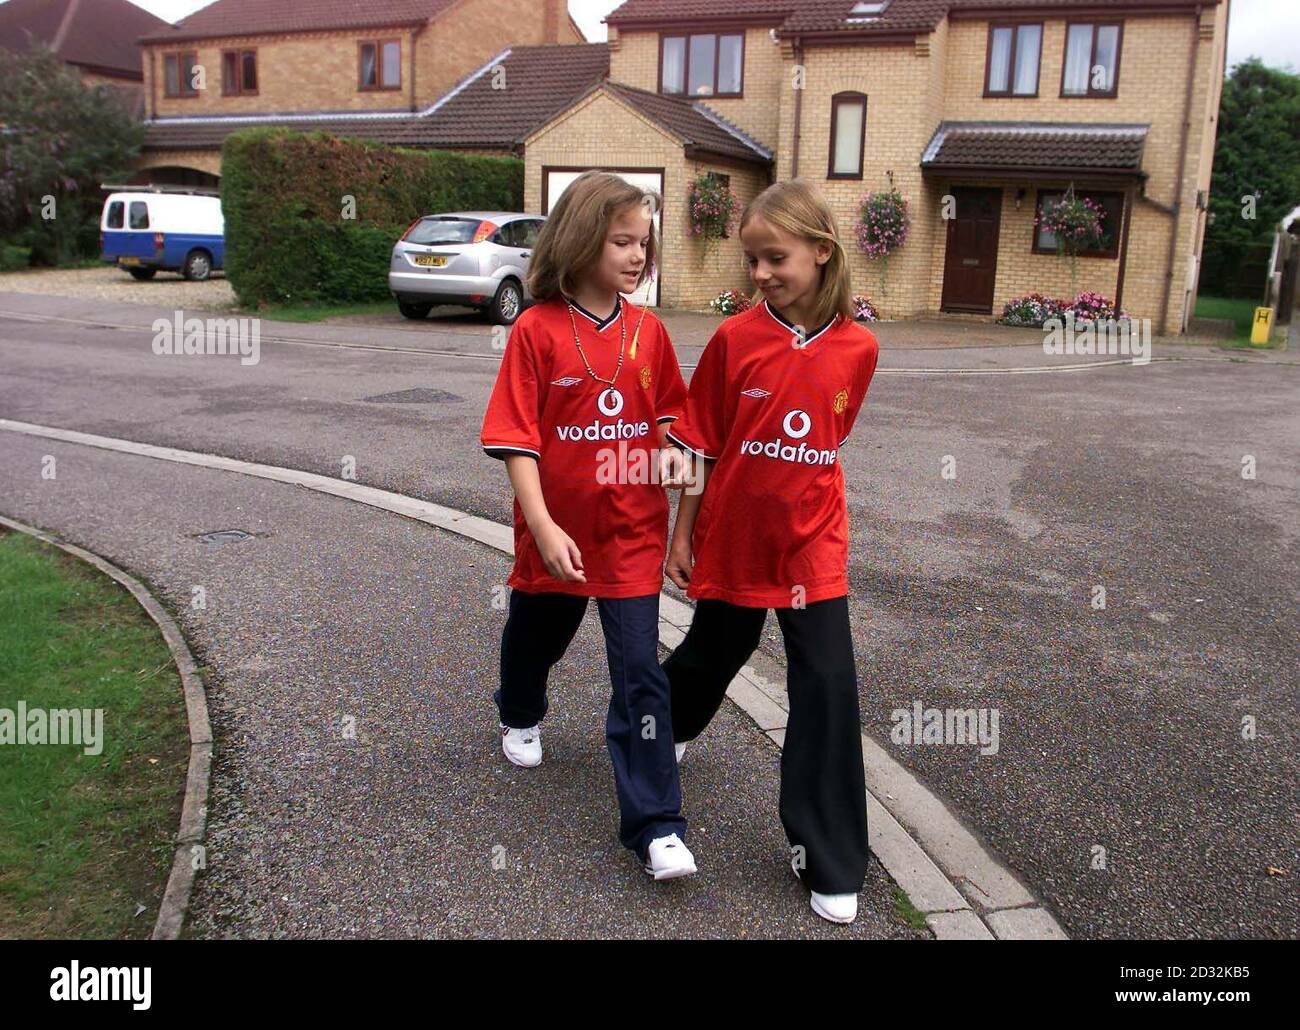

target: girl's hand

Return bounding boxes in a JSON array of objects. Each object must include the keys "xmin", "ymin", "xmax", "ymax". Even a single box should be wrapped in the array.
[
  {"xmin": 665, "ymin": 538, "xmax": 693, "ymax": 590},
  {"xmin": 535, "ymin": 521, "xmax": 586, "ymax": 582},
  {"xmin": 659, "ymin": 445, "xmax": 690, "ymax": 489}
]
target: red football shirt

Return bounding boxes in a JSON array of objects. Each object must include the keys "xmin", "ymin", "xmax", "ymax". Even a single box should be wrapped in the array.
[
  {"xmin": 481, "ymin": 296, "xmax": 687, "ymax": 598},
  {"xmin": 667, "ymin": 300, "xmax": 880, "ymax": 608}
]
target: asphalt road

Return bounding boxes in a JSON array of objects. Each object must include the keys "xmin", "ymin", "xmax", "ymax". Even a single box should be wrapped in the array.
[{"xmin": 1, "ymin": 291, "xmax": 1296, "ymax": 938}]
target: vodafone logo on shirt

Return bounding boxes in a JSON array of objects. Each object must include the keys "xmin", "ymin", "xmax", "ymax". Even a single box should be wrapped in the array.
[
  {"xmin": 740, "ymin": 408, "xmax": 837, "ymax": 465},
  {"xmin": 554, "ymin": 386, "xmax": 651, "ymax": 442}
]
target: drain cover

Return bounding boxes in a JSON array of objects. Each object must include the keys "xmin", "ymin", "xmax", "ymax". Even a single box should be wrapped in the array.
[
  {"xmin": 363, "ymin": 387, "xmax": 462, "ymax": 404},
  {"xmin": 197, "ymin": 529, "xmax": 252, "ymax": 545}
]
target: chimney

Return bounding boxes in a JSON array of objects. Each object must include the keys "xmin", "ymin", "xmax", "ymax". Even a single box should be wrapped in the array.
[{"xmin": 544, "ymin": 0, "xmax": 561, "ymax": 42}]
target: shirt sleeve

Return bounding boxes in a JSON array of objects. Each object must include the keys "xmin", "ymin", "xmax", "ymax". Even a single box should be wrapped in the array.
[
  {"xmin": 653, "ymin": 320, "xmax": 688, "ymax": 425},
  {"xmin": 480, "ymin": 318, "xmax": 544, "ymax": 460},
  {"xmin": 838, "ymin": 331, "xmax": 880, "ymax": 447},
  {"xmin": 665, "ymin": 326, "xmax": 729, "ymax": 461}
]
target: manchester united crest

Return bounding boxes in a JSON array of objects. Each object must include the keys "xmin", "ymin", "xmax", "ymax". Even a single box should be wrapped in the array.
[
  {"xmin": 832, "ymin": 388, "xmax": 849, "ymax": 414},
  {"xmin": 639, "ymin": 366, "xmax": 652, "ymax": 390}
]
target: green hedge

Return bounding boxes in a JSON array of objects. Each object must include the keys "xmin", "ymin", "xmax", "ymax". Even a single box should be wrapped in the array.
[{"xmin": 220, "ymin": 128, "xmax": 524, "ymax": 306}]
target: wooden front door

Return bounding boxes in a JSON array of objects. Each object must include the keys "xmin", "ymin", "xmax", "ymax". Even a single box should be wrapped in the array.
[{"xmin": 941, "ymin": 187, "xmax": 1002, "ymax": 313}]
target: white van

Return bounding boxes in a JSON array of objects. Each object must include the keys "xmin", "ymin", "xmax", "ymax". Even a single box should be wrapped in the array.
[{"xmin": 100, "ymin": 188, "xmax": 224, "ymax": 280}]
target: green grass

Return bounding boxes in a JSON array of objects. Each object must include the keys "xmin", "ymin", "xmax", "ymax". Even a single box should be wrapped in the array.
[
  {"xmin": 1193, "ymin": 294, "xmax": 1284, "ymax": 348},
  {"xmin": 0, "ymin": 531, "xmax": 188, "ymax": 938},
  {"xmin": 892, "ymin": 886, "xmax": 930, "ymax": 932},
  {"xmin": 231, "ymin": 299, "xmax": 399, "ymax": 322}
]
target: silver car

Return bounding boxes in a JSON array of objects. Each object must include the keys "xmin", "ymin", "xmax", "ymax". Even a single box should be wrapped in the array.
[{"xmin": 388, "ymin": 211, "xmax": 543, "ymax": 325}]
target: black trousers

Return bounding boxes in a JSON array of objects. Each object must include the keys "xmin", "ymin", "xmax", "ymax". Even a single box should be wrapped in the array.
[
  {"xmin": 496, "ymin": 588, "xmax": 686, "ymax": 859},
  {"xmin": 663, "ymin": 595, "xmax": 868, "ymax": 894}
]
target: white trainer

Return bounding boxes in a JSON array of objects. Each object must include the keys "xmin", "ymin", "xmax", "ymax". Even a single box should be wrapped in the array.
[
  {"xmin": 674, "ymin": 741, "xmax": 687, "ymax": 763},
  {"xmin": 643, "ymin": 833, "xmax": 697, "ymax": 880},
  {"xmin": 792, "ymin": 855, "xmax": 858, "ymax": 924},
  {"xmin": 500, "ymin": 724, "xmax": 542, "ymax": 767}
]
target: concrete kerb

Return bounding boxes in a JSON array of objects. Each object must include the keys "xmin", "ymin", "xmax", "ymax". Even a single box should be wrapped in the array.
[
  {"xmin": 0, "ymin": 418, "xmax": 1069, "ymax": 939},
  {"xmin": 0, "ymin": 512, "xmax": 212, "ymax": 941}
]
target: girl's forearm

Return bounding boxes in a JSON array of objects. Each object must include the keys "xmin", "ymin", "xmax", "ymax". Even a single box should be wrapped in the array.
[
  {"xmin": 671, "ymin": 458, "xmax": 712, "ymax": 544},
  {"xmin": 504, "ymin": 454, "xmax": 553, "ymax": 535}
]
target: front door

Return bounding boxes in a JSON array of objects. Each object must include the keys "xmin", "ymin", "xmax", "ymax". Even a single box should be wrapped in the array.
[{"xmin": 941, "ymin": 187, "xmax": 1002, "ymax": 313}]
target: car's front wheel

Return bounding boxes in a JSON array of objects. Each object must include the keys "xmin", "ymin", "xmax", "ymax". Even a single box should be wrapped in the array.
[
  {"xmin": 488, "ymin": 279, "xmax": 523, "ymax": 325},
  {"xmin": 398, "ymin": 301, "xmax": 432, "ymax": 320}
]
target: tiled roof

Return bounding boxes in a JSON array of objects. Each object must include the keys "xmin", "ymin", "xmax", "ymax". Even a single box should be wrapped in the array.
[
  {"xmin": 608, "ymin": 0, "xmax": 1214, "ymax": 38},
  {"xmin": 138, "ymin": 0, "xmax": 456, "ymax": 45},
  {"xmin": 602, "ymin": 82, "xmax": 773, "ymax": 163},
  {"xmin": 142, "ymin": 43, "xmax": 609, "ymax": 152},
  {"xmin": 0, "ymin": 0, "xmax": 169, "ymax": 77},
  {"xmin": 921, "ymin": 121, "xmax": 1149, "ymax": 173}
]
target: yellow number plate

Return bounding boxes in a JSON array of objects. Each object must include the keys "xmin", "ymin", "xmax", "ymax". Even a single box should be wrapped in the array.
[
  {"xmin": 119, "ymin": 257, "xmax": 141, "ymax": 266},
  {"xmin": 412, "ymin": 255, "xmax": 447, "ymax": 267}
]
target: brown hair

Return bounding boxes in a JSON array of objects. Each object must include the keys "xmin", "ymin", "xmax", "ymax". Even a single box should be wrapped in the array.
[
  {"xmin": 527, "ymin": 171, "xmax": 660, "ymax": 300},
  {"xmin": 740, "ymin": 179, "xmax": 854, "ymax": 326}
]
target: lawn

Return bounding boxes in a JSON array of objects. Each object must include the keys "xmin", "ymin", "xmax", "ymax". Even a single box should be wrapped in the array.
[
  {"xmin": 0, "ymin": 531, "xmax": 188, "ymax": 938},
  {"xmin": 1193, "ymin": 294, "xmax": 1282, "ymax": 346}
]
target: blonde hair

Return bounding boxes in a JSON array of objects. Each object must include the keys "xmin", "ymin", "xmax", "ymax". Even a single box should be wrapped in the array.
[
  {"xmin": 740, "ymin": 179, "xmax": 854, "ymax": 326},
  {"xmin": 527, "ymin": 171, "xmax": 660, "ymax": 300}
]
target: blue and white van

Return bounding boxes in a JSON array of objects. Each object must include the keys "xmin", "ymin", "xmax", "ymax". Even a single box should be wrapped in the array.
[{"xmin": 100, "ymin": 189, "xmax": 224, "ymax": 281}]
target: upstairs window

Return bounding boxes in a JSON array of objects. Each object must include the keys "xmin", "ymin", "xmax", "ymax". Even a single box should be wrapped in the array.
[
  {"xmin": 985, "ymin": 23, "xmax": 1042, "ymax": 96},
  {"xmin": 660, "ymin": 32, "xmax": 744, "ymax": 96},
  {"xmin": 222, "ymin": 49, "xmax": 258, "ymax": 95},
  {"xmin": 163, "ymin": 51, "xmax": 199, "ymax": 97},
  {"xmin": 1062, "ymin": 22, "xmax": 1122, "ymax": 97},
  {"xmin": 828, "ymin": 92, "xmax": 867, "ymax": 179},
  {"xmin": 359, "ymin": 39, "xmax": 401, "ymax": 90}
]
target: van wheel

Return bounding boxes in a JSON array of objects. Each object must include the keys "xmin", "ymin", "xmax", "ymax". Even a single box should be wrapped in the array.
[
  {"xmin": 489, "ymin": 279, "xmax": 523, "ymax": 325},
  {"xmin": 182, "ymin": 249, "xmax": 212, "ymax": 281},
  {"xmin": 126, "ymin": 267, "xmax": 157, "ymax": 280},
  {"xmin": 398, "ymin": 301, "xmax": 432, "ymax": 320}
]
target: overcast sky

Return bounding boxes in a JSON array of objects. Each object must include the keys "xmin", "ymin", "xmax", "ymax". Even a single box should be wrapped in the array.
[{"xmin": 126, "ymin": 0, "xmax": 1299, "ymax": 73}]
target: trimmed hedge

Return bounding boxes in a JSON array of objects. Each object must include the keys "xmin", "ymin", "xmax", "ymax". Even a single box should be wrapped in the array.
[{"xmin": 220, "ymin": 127, "xmax": 524, "ymax": 306}]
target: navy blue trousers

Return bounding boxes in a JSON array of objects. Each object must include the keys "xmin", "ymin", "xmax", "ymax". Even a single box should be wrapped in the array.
[{"xmin": 496, "ymin": 588, "xmax": 686, "ymax": 859}]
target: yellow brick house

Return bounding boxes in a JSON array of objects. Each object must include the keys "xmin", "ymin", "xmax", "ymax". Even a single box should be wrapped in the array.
[
  {"xmin": 527, "ymin": 0, "xmax": 1229, "ymax": 332},
  {"xmin": 134, "ymin": 0, "xmax": 588, "ymax": 186}
]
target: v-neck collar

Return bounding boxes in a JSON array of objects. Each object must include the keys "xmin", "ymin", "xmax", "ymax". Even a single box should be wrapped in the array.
[
  {"xmin": 564, "ymin": 295, "xmax": 622, "ymax": 332},
  {"xmin": 762, "ymin": 299, "xmax": 838, "ymax": 347}
]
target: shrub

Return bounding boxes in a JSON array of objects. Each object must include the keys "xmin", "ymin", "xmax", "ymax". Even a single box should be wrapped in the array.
[
  {"xmin": 999, "ymin": 291, "xmax": 1129, "ymax": 328},
  {"xmin": 220, "ymin": 128, "xmax": 523, "ymax": 306},
  {"xmin": 851, "ymin": 294, "xmax": 878, "ymax": 321}
]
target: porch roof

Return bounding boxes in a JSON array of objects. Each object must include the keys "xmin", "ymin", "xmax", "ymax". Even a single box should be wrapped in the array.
[{"xmin": 921, "ymin": 121, "xmax": 1149, "ymax": 180}]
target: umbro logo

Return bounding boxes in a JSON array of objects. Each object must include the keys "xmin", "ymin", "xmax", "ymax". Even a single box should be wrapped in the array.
[
  {"xmin": 551, "ymin": 377, "xmax": 583, "ymax": 387},
  {"xmin": 740, "ymin": 387, "xmax": 771, "ymax": 398}
]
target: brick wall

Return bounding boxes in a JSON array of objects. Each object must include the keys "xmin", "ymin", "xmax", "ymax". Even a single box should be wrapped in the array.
[
  {"xmin": 609, "ymin": 25, "xmax": 784, "ymax": 149},
  {"xmin": 524, "ymin": 90, "xmax": 769, "ymax": 310}
]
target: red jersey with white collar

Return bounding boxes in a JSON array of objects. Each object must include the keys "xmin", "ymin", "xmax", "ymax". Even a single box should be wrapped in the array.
[
  {"xmin": 667, "ymin": 301, "xmax": 880, "ymax": 608},
  {"xmin": 481, "ymin": 296, "xmax": 687, "ymax": 598}
]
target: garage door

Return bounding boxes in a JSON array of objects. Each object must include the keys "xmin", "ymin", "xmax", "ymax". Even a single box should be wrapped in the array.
[{"xmin": 543, "ymin": 168, "xmax": 662, "ymax": 306}]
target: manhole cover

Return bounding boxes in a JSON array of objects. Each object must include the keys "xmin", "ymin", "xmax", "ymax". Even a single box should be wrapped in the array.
[
  {"xmin": 362, "ymin": 387, "xmax": 462, "ymax": 404},
  {"xmin": 197, "ymin": 529, "xmax": 252, "ymax": 545}
]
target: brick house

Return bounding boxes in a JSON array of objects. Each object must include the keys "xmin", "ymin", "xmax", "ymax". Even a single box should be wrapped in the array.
[
  {"xmin": 0, "ymin": 0, "xmax": 170, "ymax": 118},
  {"xmin": 525, "ymin": 0, "xmax": 1229, "ymax": 331},
  {"xmin": 134, "ymin": 0, "xmax": 589, "ymax": 185}
]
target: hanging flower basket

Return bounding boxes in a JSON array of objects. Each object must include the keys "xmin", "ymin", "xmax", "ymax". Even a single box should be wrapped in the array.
[
  {"xmin": 853, "ymin": 189, "xmax": 909, "ymax": 299},
  {"xmin": 1035, "ymin": 186, "xmax": 1106, "ymax": 296},
  {"xmin": 688, "ymin": 173, "xmax": 739, "ymax": 243}
]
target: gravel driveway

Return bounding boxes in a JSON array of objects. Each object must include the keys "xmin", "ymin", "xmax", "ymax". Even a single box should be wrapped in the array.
[{"xmin": 0, "ymin": 265, "xmax": 236, "ymax": 310}]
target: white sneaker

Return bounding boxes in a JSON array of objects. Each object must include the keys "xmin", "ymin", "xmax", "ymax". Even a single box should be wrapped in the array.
[
  {"xmin": 792, "ymin": 854, "xmax": 858, "ymax": 924},
  {"xmin": 643, "ymin": 833, "xmax": 697, "ymax": 880},
  {"xmin": 500, "ymin": 724, "xmax": 541, "ymax": 767},
  {"xmin": 674, "ymin": 741, "xmax": 687, "ymax": 763}
]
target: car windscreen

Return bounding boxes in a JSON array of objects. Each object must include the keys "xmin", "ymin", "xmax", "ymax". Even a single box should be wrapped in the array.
[{"xmin": 405, "ymin": 218, "xmax": 483, "ymax": 246}]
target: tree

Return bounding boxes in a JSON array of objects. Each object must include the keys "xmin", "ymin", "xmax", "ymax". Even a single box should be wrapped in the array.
[
  {"xmin": 0, "ymin": 46, "xmax": 144, "ymax": 265},
  {"xmin": 1203, "ymin": 58, "xmax": 1300, "ymax": 297}
]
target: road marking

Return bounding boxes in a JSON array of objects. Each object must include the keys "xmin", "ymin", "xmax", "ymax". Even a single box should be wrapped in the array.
[{"xmin": 0, "ymin": 415, "xmax": 1068, "ymax": 939}]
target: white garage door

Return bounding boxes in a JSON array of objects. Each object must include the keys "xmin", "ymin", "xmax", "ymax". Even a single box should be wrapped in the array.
[{"xmin": 544, "ymin": 169, "xmax": 662, "ymax": 306}]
